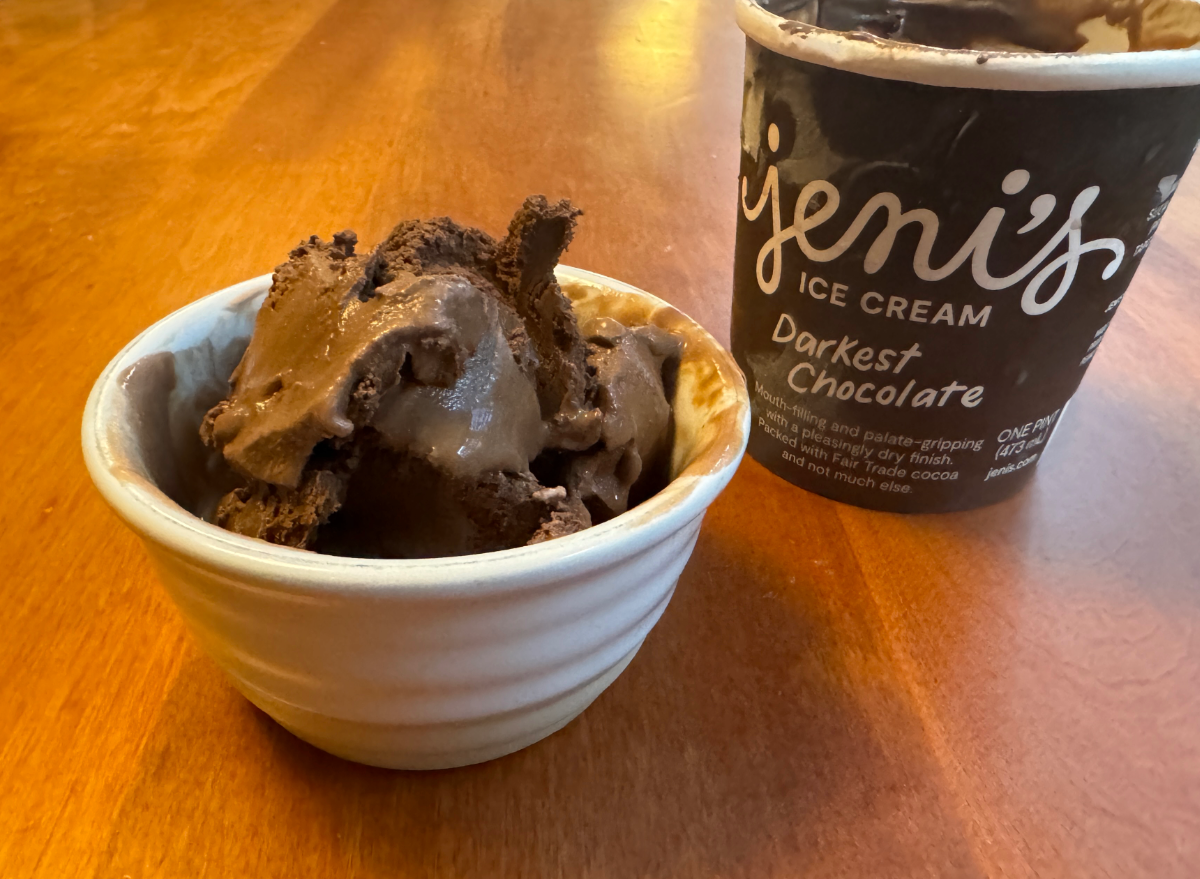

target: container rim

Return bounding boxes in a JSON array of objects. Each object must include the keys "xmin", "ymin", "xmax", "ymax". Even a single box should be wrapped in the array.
[{"xmin": 735, "ymin": 0, "xmax": 1200, "ymax": 91}]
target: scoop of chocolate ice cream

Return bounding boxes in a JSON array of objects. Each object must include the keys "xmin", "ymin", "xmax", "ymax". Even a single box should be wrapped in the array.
[
  {"xmin": 565, "ymin": 318, "xmax": 682, "ymax": 522},
  {"xmin": 201, "ymin": 232, "xmax": 493, "ymax": 489},
  {"xmin": 200, "ymin": 198, "xmax": 682, "ymax": 558}
]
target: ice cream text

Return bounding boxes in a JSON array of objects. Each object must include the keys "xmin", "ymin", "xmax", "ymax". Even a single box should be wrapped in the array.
[{"xmin": 741, "ymin": 124, "xmax": 1125, "ymax": 316}]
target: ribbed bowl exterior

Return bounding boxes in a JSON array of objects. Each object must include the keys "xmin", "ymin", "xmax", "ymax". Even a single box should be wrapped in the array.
[
  {"xmin": 144, "ymin": 517, "xmax": 700, "ymax": 768},
  {"xmin": 83, "ymin": 268, "xmax": 748, "ymax": 769}
]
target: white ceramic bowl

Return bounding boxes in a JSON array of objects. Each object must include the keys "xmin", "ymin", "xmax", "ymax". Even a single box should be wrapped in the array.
[{"xmin": 82, "ymin": 267, "xmax": 749, "ymax": 769}]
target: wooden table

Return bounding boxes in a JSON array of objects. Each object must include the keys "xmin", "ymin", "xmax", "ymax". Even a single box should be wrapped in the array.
[{"xmin": 3, "ymin": 0, "xmax": 1198, "ymax": 875}]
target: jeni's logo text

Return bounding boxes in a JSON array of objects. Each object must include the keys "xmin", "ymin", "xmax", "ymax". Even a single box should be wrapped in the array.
[{"xmin": 741, "ymin": 123, "xmax": 1125, "ymax": 316}]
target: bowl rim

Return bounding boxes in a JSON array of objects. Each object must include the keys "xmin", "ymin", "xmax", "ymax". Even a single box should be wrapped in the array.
[{"xmin": 81, "ymin": 266, "xmax": 750, "ymax": 595}]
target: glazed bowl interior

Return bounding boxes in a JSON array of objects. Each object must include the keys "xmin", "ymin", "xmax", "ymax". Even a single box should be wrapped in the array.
[{"xmin": 84, "ymin": 266, "xmax": 750, "ymax": 582}]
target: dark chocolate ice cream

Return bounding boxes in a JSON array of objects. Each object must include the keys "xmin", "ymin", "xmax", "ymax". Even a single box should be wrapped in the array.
[{"xmin": 200, "ymin": 198, "xmax": 681, "ymax": 558}]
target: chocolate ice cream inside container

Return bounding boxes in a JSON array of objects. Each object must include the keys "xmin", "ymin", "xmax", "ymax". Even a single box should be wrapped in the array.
[
  {"xmin": 733, "ymin": 0, "xmax": 1200, "ymax": 512},
  {"xmin": 81, "ymin": 248, "xmax": 749, "ymax": 768},
  {"xmin": 773, "ymin": 0, "xmax": 1200, "ymax": 53}
]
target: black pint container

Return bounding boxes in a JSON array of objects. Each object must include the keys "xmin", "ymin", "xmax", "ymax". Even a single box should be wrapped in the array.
[{"xmin": 732, "ymin": 0, "xmax": 1200, "ymax": 511}]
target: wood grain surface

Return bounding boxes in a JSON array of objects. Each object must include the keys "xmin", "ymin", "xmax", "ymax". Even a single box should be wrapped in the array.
[{"xmin": 2, "ymin": 0, "xmax": 1198, "ymax": 876}]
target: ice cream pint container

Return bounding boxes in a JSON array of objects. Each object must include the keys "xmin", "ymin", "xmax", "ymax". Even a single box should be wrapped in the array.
[{"xmin": 731, "ymin": 0, "xmax": 1200, "ymax": 512}]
